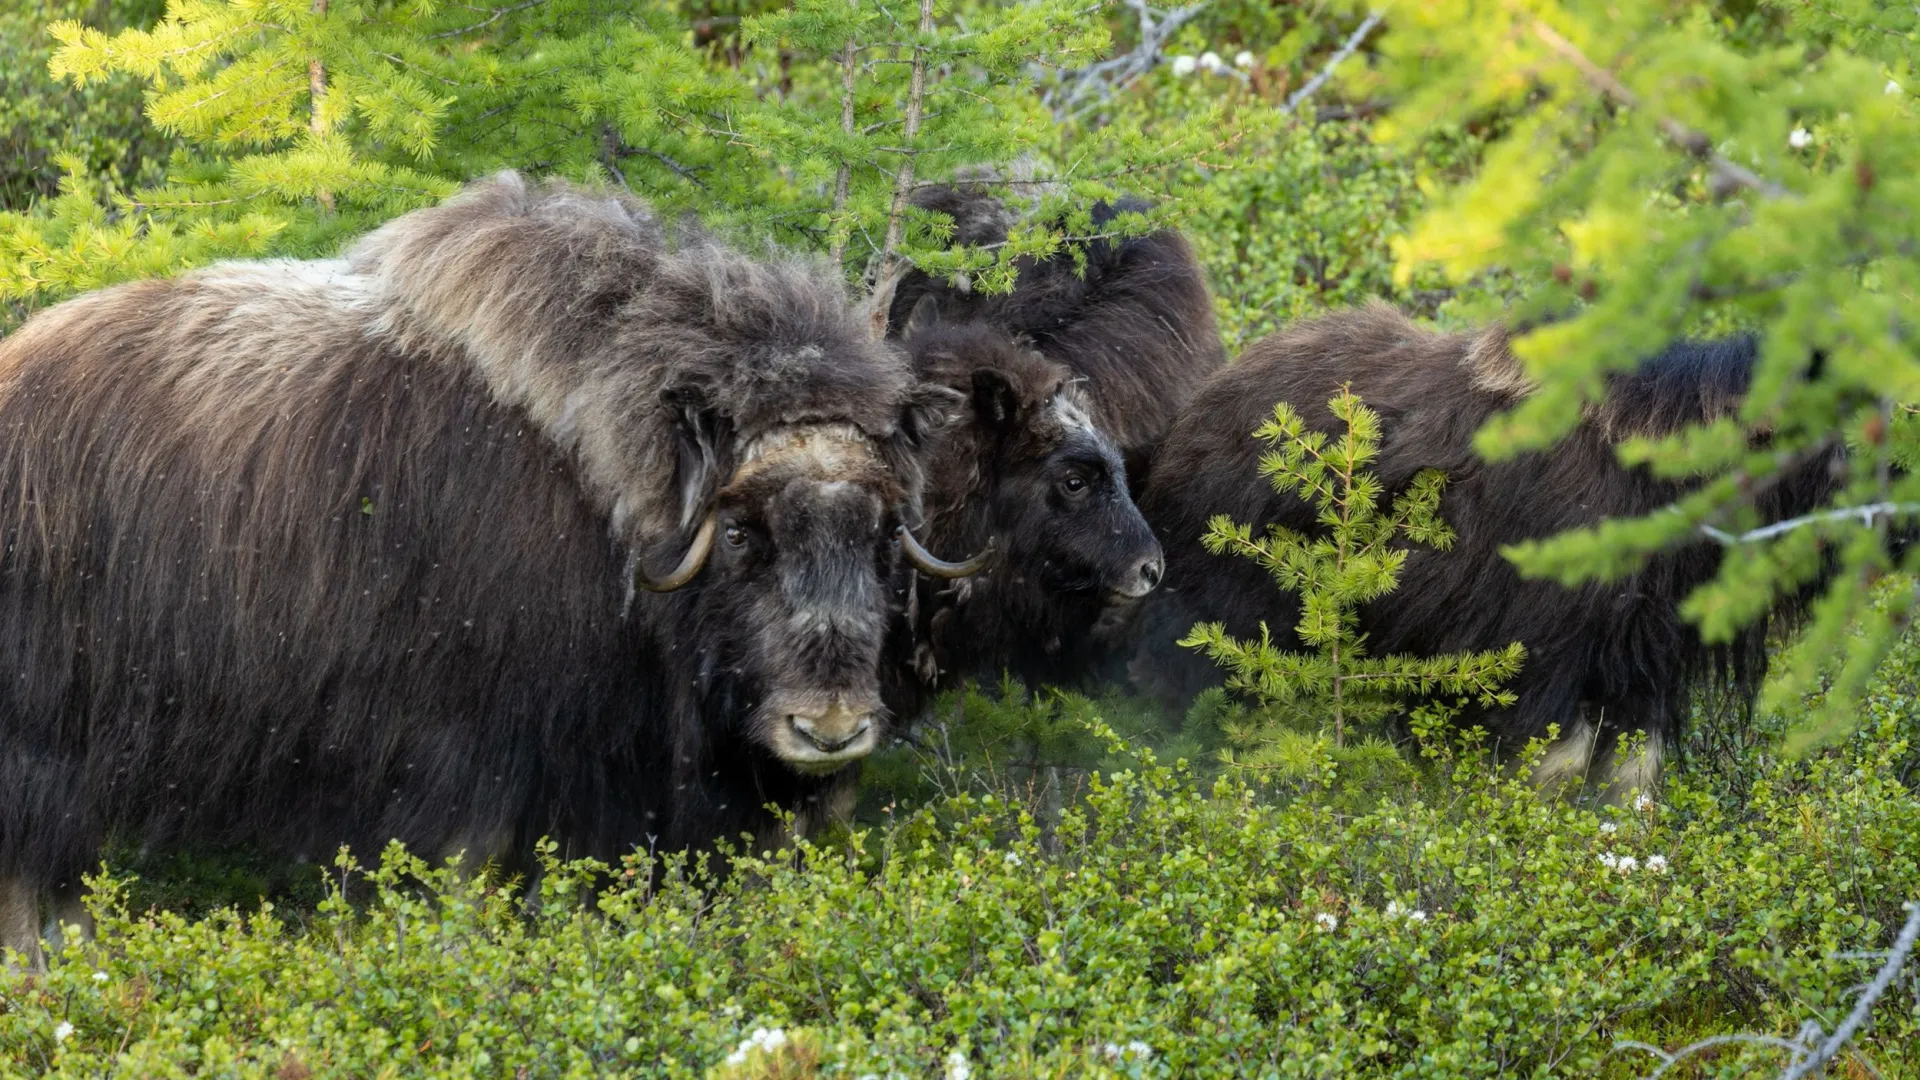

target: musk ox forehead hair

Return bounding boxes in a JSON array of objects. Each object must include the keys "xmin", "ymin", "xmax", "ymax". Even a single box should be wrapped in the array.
[
  {"xmin": 732, "ymin": 423, "xmax": 883, "ymax": 484},
  {"xmin": 347, "ymin": 170, "xmax": 918, "ymax": 541}
]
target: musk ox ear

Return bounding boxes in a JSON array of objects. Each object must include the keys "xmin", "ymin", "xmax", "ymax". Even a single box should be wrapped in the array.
[
  {"xmin": 662, "ymin": 384, "xmax": 730, "ymax": 528},
  {"xmin": 903, "ymin": 294, "xmax": 942, "ymax": 339},
  {"xmin": 970, "ymin": 368, "xmax": 1022, "ymax": 432},
  {"xmin": 899, "ymin": 382, "xmax": 965, "ymax": 449}
]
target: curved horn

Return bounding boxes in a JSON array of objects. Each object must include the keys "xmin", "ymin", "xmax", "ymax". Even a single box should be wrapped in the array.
[
  {"xmin": 897, "ymin": 525, "xmax": 992, "ymax": 578},
  {"xmin": 635, "ymin": 512, "xmax": 718, "ymax": 593}
]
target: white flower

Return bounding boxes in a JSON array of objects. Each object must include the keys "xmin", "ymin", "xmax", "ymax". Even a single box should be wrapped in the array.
[
  {"xmin": 1103, "ymin": 1041, "xmax": 1154, "ymax": 1062},
  {"xmin": 1598, "ymin": 852, "xmax": 1620, "ymax": 870},
  {"xmin": 1315, "ymin": 911, "xmax": 1339, "ymax": 932},
  {"xmin": 1646, "ymin": 854, "xmax": 1669, "ymax": 875},
  {"xmin": 1789, "ymin": 127, "xmax": 1813, "ymax": 149},
  {"xmin": 725, "ymin": 1027, "xmax": 788, "ymax": 1066},
  {"xmin": 53, "ymin": 1021, "xmax": 73, "ymax": 1043},
  {"xmin": 1887, "ymin": 80, "xmax": 1903, "ymax": 95},
  {"xmin": 1199, "ymin": 51, "xmax": 1223, "ymax": 72},
  {"xmin": 1615, "ymin": 855, "xmax": 1639, "ymax": 875},
  {"xmin": 945, "ymin": 1049, "xmax": 972, "ymax": 1080},
  {"xmin": 1003, "ymin": 851, "xmax": 1022, "ymax": 867},
  {"xmin": 1633, "ymin": 793, "xmax": 1654, "ymax": 813},
  {"xmin": 1170, "ymin": 54, "xmax": 1197, "ymax": 77},
  {"xmin": 1385, "ymin": 900, "xmax": 1428, "ymax": 922},
  {"xmin": 1598, "ymin": 821, "xmax": 1619, "ymax": 836},
  {"xmin": 1234, "ymin": 50, "xmax": 1255, "ymax": 69},
  {"xmin": 90, "ymin": 971, "xmax": 109, "ymax": 983}
]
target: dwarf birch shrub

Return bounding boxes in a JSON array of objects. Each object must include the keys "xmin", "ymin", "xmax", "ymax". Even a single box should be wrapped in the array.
[{"xmin": 4, "ymin": 720, "xmax": 1918, "ymax": 1077}]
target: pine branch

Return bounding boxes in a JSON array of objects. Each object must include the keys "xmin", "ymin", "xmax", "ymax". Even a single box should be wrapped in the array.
[{"xmin": 1526, "ymin": 17, "xmax": 1794, "ymax": 201}]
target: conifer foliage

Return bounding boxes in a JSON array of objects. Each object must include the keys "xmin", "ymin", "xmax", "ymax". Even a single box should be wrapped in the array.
[
  {"xmin": 0, "ymin": 0, "xmax": 1251, "ymax": 326},
  {"xmin": 1180, "ymin": 388, "xmax": 1524, "ymax": 772},
  {"xmin": 1381, "ymin": 1, "xmax": 1920, "ymax": 748}
]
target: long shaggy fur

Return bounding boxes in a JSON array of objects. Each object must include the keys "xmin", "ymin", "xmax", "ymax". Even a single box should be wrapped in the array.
[
  {"xmin": 1130, "ymin": 302, "xmax": 1838, "ymax": 766},
  {"xmin": 0, "ymin": 173, "xmax": 941, "ymax": 961},
  {"xmin": 887, "ymin": 184, "xmax": 1226, "ymax": 471}
]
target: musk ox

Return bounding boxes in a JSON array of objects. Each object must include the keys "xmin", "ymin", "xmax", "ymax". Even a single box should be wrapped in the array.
[
  {"xmin": 1129, "ymin": 302, "xmax": 1840, "ymax": 794},
  {"xmin": 888, "ymin": 297, "xmax": 1163, "ymax": 701},
  {"xmin": 0, "ymin": 173, "xmax": 978, "ymax": 967},
  {"xmin": 886, "ymin": 184, "xmax": 1226, "ymax": 488},
  {"xmin": 874, "ymin": 185, "xmax": 1224, "ymax": 709}
]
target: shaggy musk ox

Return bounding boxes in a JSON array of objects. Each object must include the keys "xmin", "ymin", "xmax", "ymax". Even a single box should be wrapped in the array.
[
  {"xmin": 887, "ymin": 297, "xmax": 1163, "ymax": 701},
  {"xmin": 1130, "ymin": 302, "xmax": 1841, "ymax": 794},
  {"xmin": 0, "ymin": 173, "xmax": 978, "ymax": 966},
  {"xmin": 873, "ymin": 182, "xmax": 1226, "ymax": 708},
  {"xmin": 887, "ymin": 184, "xmax": 1226, "ymax": 484}
]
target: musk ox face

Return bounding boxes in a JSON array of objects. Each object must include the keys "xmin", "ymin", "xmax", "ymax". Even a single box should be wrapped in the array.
[
  {"xmin": 985, "ymin": 387, "xmax": 1164, "ymax": 604},
  {"xmin": 643, "ymin": 404, "xmax": 972, "ymax": 775}
]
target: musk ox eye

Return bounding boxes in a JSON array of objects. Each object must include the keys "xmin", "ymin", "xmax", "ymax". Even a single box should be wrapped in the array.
[
  {"xmin": 1061, "ymin": 475, "xmax": 1088, "ymax": 495},
  {"xmin": 724, "ymin": 524, "xmax": 748, "ymax": 548}
]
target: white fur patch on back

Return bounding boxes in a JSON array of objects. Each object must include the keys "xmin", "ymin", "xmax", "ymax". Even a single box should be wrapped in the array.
[{"xmin": 1463, "ymin": 326, "xmax": 1536, "ymax": 400}]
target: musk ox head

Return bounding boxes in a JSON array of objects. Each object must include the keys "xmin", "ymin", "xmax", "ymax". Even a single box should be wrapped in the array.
[
  {"xmin": 637, "ymin": 385, "xmax": 972, "ymax": 775},
  {"xmin": 905, "ymin": 296, "xmax": 1163, "ymax": 613}
]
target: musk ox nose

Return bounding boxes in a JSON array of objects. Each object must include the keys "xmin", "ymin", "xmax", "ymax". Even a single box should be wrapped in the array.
[
  {"xmin": 1109, "ymin": 551, "xmax": 1165, "ymax": 602},
  {"xmin": 784, "ymin": 696, "xmax": 878, "ymax": 753}
]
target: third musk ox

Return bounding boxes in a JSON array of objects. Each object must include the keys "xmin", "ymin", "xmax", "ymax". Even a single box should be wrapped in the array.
[
  {"xmin": 1130, "ymin": 302, "xmax": 1842, "ymax": 794},
  {"xmin": 0, "ymin": 172, "xmax": 978, "ymax": 967},
  {"xmin": 877, "ymin": 185, "xmax": 1225, "ymax": 706}
]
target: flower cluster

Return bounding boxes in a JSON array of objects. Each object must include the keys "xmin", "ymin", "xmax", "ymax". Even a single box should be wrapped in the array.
[
  {"xmin": 724, "ymin": 1026, "xmax": 788, "ymax": 1067},
  {"xmin": 1102, "ymin": 1040, "xmax": 1155, "ymax": 1063},
  {"xmin": 1170, "ymin": 48, "xmax": 1257, "ymax": 77},
  {"xmin": 1596, "ymin": 804, "xmax": 1668, "ymax": 876},
  {"xmin": 1384, "ymin": 899, "xmax": 1429, "ymax": 923}
]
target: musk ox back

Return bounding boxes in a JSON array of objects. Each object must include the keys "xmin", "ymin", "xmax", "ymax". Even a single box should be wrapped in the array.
[
  {"xmin": 1129, "ymin": 302, "xmax": 1839, "ymax": 794},
  {"xmin": 886, "ymin": 184, "xmax": 1226, "ymax": 482},
  {"xmin": 0, "ymin": 173, "xmax": 963, "ymax": 968}
]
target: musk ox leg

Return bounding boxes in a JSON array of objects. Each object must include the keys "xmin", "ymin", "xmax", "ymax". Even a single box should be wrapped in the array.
[
  {"xmin": 1593, "ymin": 732, "xmax": 1664, "ymax": 807},
  {"xmin": 0, "ymin": 877, "xmax": 45, "ymax": 974},
  {"xmin": 1528, "ymin": 714, "xmax": 1599, "ymax": 795},
  {"xmin": 753, "ymin": 772, "xmax": 858, "ymax": 857},
  {"xmin": 45, "ymin": 881, "xmax": 95, "ymax": 956}
]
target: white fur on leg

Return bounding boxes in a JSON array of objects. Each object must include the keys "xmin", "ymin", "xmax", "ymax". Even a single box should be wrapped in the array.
[
  {"xmin": 1597, "ymin": 736, "xmax": 1664, "ymax": 807},
  {"xmin": 1, "ymin": 877, "xmax": 45, "ymax": 974},
  {"xmin": 45, "ymin": 886, "xmax": 95, "ymax": 957},
  {"xmin": 1530, "ymin": 717, "xmax": 1598, "ymax": 793}
]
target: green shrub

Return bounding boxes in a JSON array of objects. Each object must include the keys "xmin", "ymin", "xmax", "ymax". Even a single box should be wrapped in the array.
[{"xmin": 4, "ymin": 717, "xmax": 1917, "ymax": 1078}]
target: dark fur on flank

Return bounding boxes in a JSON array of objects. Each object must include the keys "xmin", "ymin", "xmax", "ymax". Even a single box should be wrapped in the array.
[
  {"xmin": 886, "ymin": 184, "xmax": 1226, "ymax": 485},
  {"xmin": 0, "ymin": 173, "xmax": 959, "ymax": 964},
  {"xmin": 888, "ymin": 302, "xmax": 1162, "ymax": 712},
  {"xmin": 1130, "ymin": 302, "xmax": 1839, "ymax": 774}
]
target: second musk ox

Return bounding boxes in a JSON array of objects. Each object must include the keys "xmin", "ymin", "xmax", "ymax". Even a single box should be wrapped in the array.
[
  {"xmin": 1130, "ymin": 302, "xmax": 1841, "ymax": 794},
  {"xmin": 876, "ymin": 185, "xmax": 1225, "ymax": 706},
  {"xmin": 0, "ymin": 173, "xmax": 978, "ymax": 967}
]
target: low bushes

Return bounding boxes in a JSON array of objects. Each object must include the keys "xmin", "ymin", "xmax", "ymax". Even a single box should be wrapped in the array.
[{"xmin": 4, "ymin": 715, "xmax": 1918, "ymax": 1078}]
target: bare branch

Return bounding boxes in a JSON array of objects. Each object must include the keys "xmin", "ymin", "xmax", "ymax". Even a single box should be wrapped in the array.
[
  {"xmin": 309, "ymin": 0, "xmax": 333, "ymax": 212},
  {"xmin": 869, "ymin": 0, "xmax": 935, "ymax": 337},
  {"xmin": 1043, "ymin": 0, "xmax": 1208, "ymax": 120},
  {"xmin": 829, "ymin": 28, "xmax": 858, "ymax": 265},
  {"xmin": 1698, "ymin": 502, "xmax": 1920, "ymax": 545},
  {"xmin": 1619, "ymin": 902, "xmax": 1920, "ymax": 1079},
  {"xmin": 1528, "ymin": 18, "xmax": 1794, "ymax": 200},
  {"xmin": 425, "ymin": 0, "xmax": 547, "ymax": 41},
  {"xmin": 1282, "ymin": 10, "xmax": 1383, "ymax": 115}
]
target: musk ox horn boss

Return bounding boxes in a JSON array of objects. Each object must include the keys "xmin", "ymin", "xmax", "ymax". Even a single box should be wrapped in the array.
[{"xmin": 0, "ymin": 172, "xmax": 983, "ymax": 969}]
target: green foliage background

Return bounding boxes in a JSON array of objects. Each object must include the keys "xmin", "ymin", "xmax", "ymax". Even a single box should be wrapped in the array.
[{"xmin": 5, "ymin": 0, "xmax": 1920, "ymax": 1074}]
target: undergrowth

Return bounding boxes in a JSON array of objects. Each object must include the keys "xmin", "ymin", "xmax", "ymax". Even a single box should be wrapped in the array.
[{"xmin": 4, "ymin": 712, "xmax": 1918, "ymax": 1079}]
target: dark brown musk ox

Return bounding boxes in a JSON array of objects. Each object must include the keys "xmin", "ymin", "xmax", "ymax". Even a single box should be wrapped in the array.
[
  {"xmin": 886, "ymin": 183, "xmax": 1227, "ymax": 488},
  {"xmin": 872, "ymin": 182, "xmax": 1225, "ymax": 707},
  {"xmin": 0, "ymin": 172, "xmax": 982, "ymax": 968},
  {"xmin": 1127, "ymin": 301, "xmax": 1843, "ymax": 796}
]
